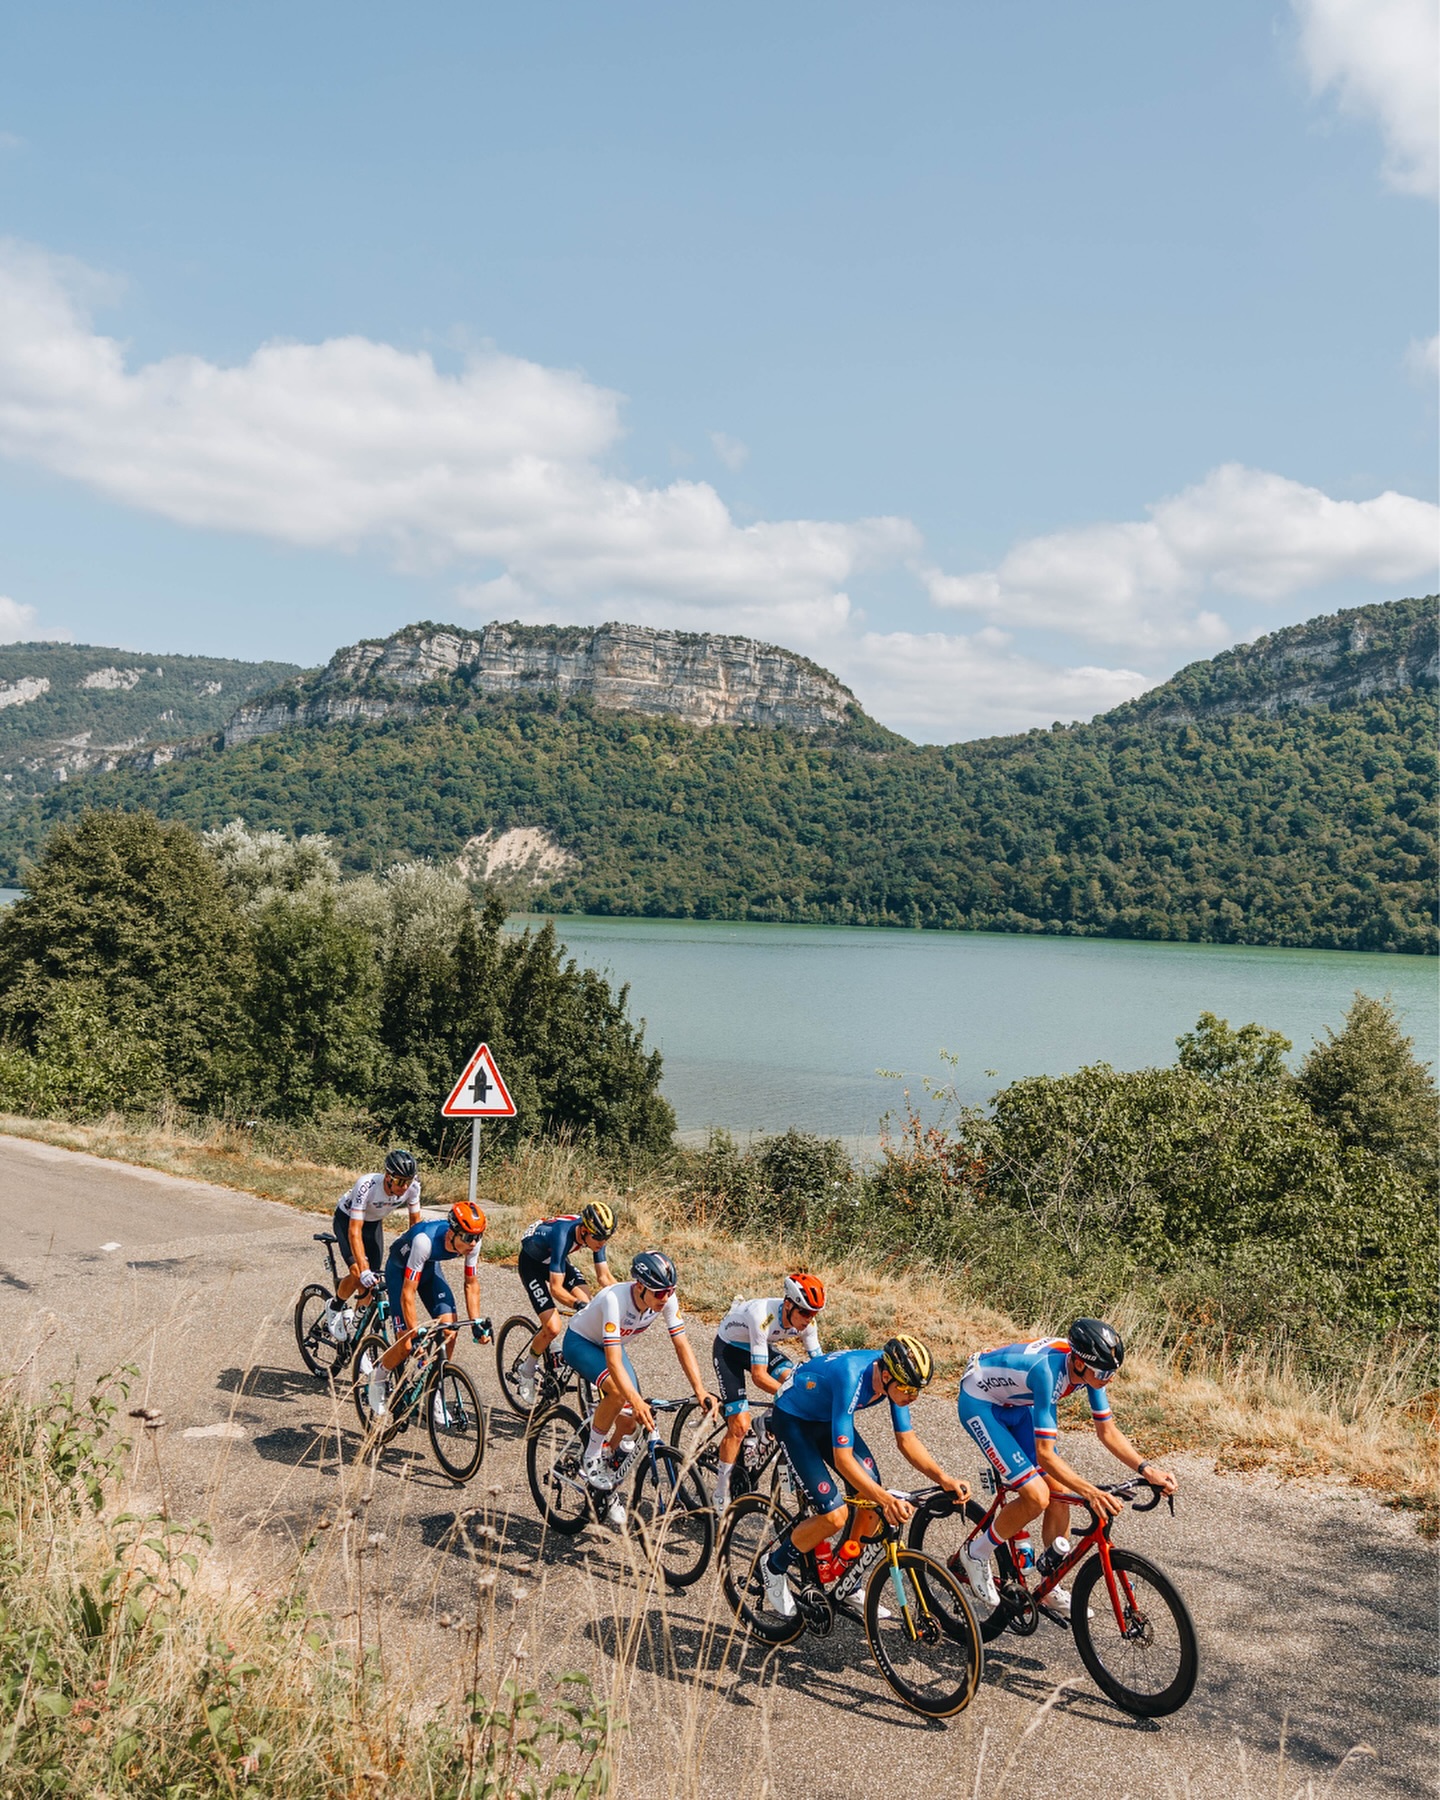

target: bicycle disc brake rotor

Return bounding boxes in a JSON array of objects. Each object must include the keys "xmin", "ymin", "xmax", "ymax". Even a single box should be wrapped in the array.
[{"xmin": 796, "ymin": 1585, "xmax": 835, "ymax": 1636}]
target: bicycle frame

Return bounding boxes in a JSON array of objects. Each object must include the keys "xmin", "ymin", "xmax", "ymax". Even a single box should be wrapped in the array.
[{"xmin": 962, "ymin": 1476, "xmax": 1158, "ymax": 1634}]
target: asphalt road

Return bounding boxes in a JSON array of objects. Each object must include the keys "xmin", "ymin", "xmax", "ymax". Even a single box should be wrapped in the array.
[{"xmin": 1, "ymin": 1133, "xmax": 1434, "ymax": 1799}]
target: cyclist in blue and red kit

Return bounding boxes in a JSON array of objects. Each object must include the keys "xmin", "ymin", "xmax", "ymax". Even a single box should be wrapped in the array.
[
  {"xmin": 761, "ymin": 1336, "xmax": 969, "ymax": 1622},
  {"xmin": 955, "ymin": 1320, "xmax": 1176, "ymax": 1615}
]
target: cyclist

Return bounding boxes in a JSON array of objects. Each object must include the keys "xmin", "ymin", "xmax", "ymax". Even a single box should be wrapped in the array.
[
  {"xmin": 322, "ymin": 1149, "xmax": 422, "ymax": 1337},
  {"xmin": 762, "ymin": 1335, "xmax": 969, "ymax": 1622},
  {"xmin": 561, "ymin": 1249, "xmax": 719, "ymax": 1504},
  {"xmin": 367, "ymin": 1201, "xmax": 489, "ymax": 1419},
  {"xmin": 955, "ymin": 1319, "xmax": 1177, "ymax": 1616},
  {"xmin": 512, "ymin": 1200, "xmax": 618, "ymax": 1406},
  {"xmin": 710, "ymin": 1273, "xmax": 826, "ymax": 1510}
]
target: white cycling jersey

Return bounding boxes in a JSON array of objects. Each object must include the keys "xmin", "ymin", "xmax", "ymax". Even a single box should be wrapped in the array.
[
  {"xmin": 338, "ymin": 1172, "xmax": 421, "ymax": 1224},
  {"xmin": 569, "ymin": 1280, "xmax": 684, "ymax": 1347},
  {"xmin": 717, "ymin": 1296, "xmax": 822, "ymax": 1365}
]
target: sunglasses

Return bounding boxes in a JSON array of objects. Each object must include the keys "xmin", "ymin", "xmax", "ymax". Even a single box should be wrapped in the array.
[
  {"xmin": 638, "ymin": 1285, "xmax": 675, "ymax": 1301},
  {"xmin": 451, "ymin": 1229, "xmax": 482, "ymax": 1245}
]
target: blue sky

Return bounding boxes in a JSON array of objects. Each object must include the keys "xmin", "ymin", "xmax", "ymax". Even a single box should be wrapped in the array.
[{"xmin": 0, "ymin": 0, "xmax": 1434, "ymax": 739}]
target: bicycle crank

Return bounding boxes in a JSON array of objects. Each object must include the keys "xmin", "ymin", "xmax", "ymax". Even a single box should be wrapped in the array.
[{"xmin": 796, "ymin": 1585, "xmax": 835, "ymax": 1636}]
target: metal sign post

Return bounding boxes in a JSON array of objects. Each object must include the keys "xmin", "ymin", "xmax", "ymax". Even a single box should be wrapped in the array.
[{"xmin": 441, "ymin": 1044, "xmax": 518, "ymax": 1208}]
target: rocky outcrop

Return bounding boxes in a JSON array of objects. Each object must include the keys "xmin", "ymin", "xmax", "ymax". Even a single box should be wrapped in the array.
[
  {"xmin": 0, "ymin": 677, "xmax": 50, "ymax": 711},
  {"xmin": 1112, "ymin": 595, "xmax": 1438, "ymax": 727},
  {"xmin": 456, "ymin": 827, "xmax": 578, "ymax": 889},
  {"xmin": 224, "ymin": 620, "xmax": 859, "ymax": 747}
]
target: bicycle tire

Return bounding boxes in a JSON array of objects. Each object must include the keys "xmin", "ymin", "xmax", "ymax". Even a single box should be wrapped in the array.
[
  {"xmin": 719, "ymin": 1493, "xmax": 806, "ymax": 1645},
  {"xmin": 1070, "ymin": 1548, "xmax": 1198, "ymax": 1718},
  {"xmin": 427, "ymin": 1362, "xmax": 487, "ymax": 1483},
  {"xmin": 495, "ymin": 1315, "xmax": 544, "ymax": 1416},
  {"xmin": 295, "ymin": 1284, "xmax": 349, "ymax": 1378},
  {"xmin": 906, "ymin": 1496, "xmax": 1019, "ymax": 1642},
  {"xmin": 630, "ymin": 1443, "xmax": 714, "ymax": 1588},
  {"xmin": 864, "ymin": 1549, "xmax": 984, "ymax": 1719},
  {"xmin": 351, "ymin": 1332, "xmax": 403, "ymax": 1446},
  {"xmin": 525, "ymin": 1404, "xmax": 592, "ymax": 1536}
]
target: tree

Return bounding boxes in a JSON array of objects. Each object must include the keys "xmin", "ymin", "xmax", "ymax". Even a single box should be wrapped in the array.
[
  {"xmin": 1296, "ymin": 992, "xmax": 1439, "ymax": 1181},
  {"xmin": 1175, "ymin": 1012, "xmax": 1292, "ymax": 1087},
  {"xmin": 0, "ymin": 810, "xmax": 250, "ymax": 1110}
]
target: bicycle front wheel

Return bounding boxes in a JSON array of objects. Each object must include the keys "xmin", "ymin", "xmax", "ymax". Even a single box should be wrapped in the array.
[
  {"xmin": 427, "ymin": 1363, "xmax": 486, "ymax": 1483},
  {"xmin": 351, "ymin": 1332, "xmax": 403, "ymax": 1446},
  {"xmin": 630, "ymin": 1443, "xmax": 713, "ymax": 1588},
  {"xmin": 494, "ymin": 1315, "xmax": 544, "ymax": 1415},
  {"xmin": 865, "ymin": 1550, "xmax": 983, "ymax": 1719},
  {"xmin": 525, "ymin": 1405, "xmax": 592, "ymax": 1536},
  {"xmin": 907, "ymin": 1496, "xmax": 1018, "ymax": 1642},
  {"xmin": 295, "ymin": 1283, "xmax": 348, "ymax": 1379},
  {"xmin": 719, "ymin": 1493, "xmax": 805, "ymax": 1646},
  {"xmin": 1070, "ymin": 1547, "xmax": 1198, "ymax": 1717}
]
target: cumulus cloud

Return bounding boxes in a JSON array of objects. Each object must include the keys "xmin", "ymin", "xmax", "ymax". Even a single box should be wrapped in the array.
[
  {"xmin": 922, "ymin": 464, "xmax": 1440, "ymax": 650},
  {"xmin": 0, "ymin": 240, "xmax": 913, "ymax": 644},
  {"xmin": 710, "ymin": 431, "xmax": 749, "ymax": 471},
  {"xmin": 1407, "ymin": 333, "xmax": 1440, "ymax": 382},
  {"xmin": 0, "ymin": 595, "xmax": 40, "ymax": 642},
  {"xmin": 1294, "ymin": 0, "xmax": 1439, "ymax": 199},
  {"xmin": 836, "ymin": 628, "xmax": 1151, "ymax": 744}
]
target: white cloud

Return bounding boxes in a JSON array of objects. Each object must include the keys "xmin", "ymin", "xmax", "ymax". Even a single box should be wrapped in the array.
[
  {"xmin": 1407, "ymin": 333, "xmax": 1440, "ymax": 382},
  {"xmin": 0, "ymin": 596, "xmax": 40, "ymax": 642},
  {"xmin": 1294, "ymin": 0, "xmax": 1439, "ymax": 199},
  {"xmin": 710, "ymin": 431, "xmax": 749, "ymax": 471},
  {"xmin": 0, "ymin": 241, "xmax": 914, "ymax": 644},
  {"xmin": 836, "ymin": 630, "xmax": 1151, "ymax": 743},
  {"xmin": 922, "ymin": 464, "xmax": 1440, "ymax": 649}
]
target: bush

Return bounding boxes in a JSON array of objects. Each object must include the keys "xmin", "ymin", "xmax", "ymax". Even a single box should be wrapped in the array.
[{"xmin": 1297, "ymin": 991, "xmax": 1439, "ymax": 1181}]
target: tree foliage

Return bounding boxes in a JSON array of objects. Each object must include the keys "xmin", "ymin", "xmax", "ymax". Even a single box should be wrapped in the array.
[{"xmin": 1297, "ymin": 992, "xmax": 1439, "ymax": 1181}]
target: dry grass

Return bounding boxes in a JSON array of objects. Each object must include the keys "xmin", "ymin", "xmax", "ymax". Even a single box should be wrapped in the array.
[{"xmin": 2, "ymin": 1109, "xmax": 1434, "ymax": 1531}]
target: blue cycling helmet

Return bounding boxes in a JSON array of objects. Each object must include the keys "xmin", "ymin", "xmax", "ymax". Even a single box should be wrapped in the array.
[{"xmin": 631, "ymin": 1249, "xmax": 677, "ymax": 1293}]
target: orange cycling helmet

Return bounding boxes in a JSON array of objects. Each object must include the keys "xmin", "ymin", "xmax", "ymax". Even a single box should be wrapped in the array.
[
  {"xmin": 448, "ymin": 1200, "xmax": 487, "ymax": 1238},
  {"xmin": 783, "ymin": 1272, "xmax": 826, "ymax": 1313}
]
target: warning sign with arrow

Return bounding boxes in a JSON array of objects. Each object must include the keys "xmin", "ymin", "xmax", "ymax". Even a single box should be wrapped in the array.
[{"xmin": 441, "ymin": 1042, "xmax": 517, "ymax": 1118}]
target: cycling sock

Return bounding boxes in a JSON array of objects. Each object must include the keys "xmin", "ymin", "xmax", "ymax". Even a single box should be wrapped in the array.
[
  {"xmin": 519, "ymin": 1354, "xmax": 539, "ymax": 1378},
  {"xmin": 713, "ymin": 1461, "xmax": 734, "ymax": 1507},
  {"xmin": 585, "ymin": 1427, "xmax": 609, "ymax": 1462},
  {"xmin": 765, "ymin": 1533, "xmax": 799, "ymax": 1575},
  {"xmin": 984, "ymin": 1524, "xmax": 1005, "ymax": 1552}
]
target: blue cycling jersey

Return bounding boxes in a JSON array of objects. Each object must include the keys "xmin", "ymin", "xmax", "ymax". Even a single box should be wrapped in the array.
[
  {"xmin": 519, "ymin": 1215, "xmax": 609, "ymax": 1274},
  {"xmin": 388, "ymin": 1218, "xmax": 482, "ymax": 1281},
  {"xmin": 774, "ymin": 1348, "xmax": 912, "ymax": 1448},
  {"xmin": 959, "ymin": 1337, "xmax": 1112, "ymax": 1440}
]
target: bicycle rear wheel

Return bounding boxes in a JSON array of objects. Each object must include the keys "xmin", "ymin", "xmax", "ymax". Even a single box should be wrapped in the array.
[
  {"xmin": 427, "ymin": 1363, "xmax": 486, "ymax": 1483},
  {"xmin": 865, "ymin": 1550, "xmax": 983, "ymax": 1718},
  {"xmin": 907, "ymin": 1496, "xmax": 1018, "ymax": 1641},
  {"xmin": 719, "ymin": 1494, "xmax": 805, "ymax": 1646},
  {"xmin": 525, "ymin": 1405, "xmax": 592, "ymax": 1536},
  {"xmin": 1070, "ymin": 1548, "xmax": 1198, "ymax": 1717},
  {"xmin": 295, "ymin": 1283, "xmax": 349, "ymax": 1378},
  {"xmin": 351, "ymin": 1332, "xmax": 403, "ymax": 1446},
  {"xmin": 630, "ymin": 1443, "xmax": 713, "ymax": 1587}
]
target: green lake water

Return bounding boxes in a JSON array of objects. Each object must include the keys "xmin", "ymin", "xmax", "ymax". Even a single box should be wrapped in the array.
[{"xmin": 518, "ymin": 914, "xmax": 1440, "ymax": 1141}]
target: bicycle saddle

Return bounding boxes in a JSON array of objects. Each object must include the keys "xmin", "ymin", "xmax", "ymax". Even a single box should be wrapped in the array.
[{"xmin": 313, "ymin": 1231, "xmax": 339, "ymax": 1244}]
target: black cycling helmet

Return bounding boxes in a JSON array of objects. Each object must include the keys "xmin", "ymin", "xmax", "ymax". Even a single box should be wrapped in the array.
[
  {"xmin": 1068, "ymin": 1318, "xmax": 1125, "ymax": 1375},
  {"xmin": 880, "ymin": 1334, "xmax": 934, "ymax": 1389},
  {"xmin": 631, "ymin": 1249, "xmax": 677, "ymax": 1293},
  {"xmin": 384, "ymin": 1148, "xmax": 418, "ymax": 1182},
  {"xmin": 580, "ymin": 1200, "xmax": 616, "ymax": 1241}
]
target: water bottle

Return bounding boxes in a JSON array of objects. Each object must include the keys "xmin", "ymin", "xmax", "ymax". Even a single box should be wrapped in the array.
[
  {"xmin": 1036, "ymin": 1536, "xmax": 1070, "ymax": 1580},
  {"xmin": 1012, "ymin": 1524, "xmax": 1034, "ymax": 1572},
  {"xmin": 813, "ymin": 1543, "xmax": 839, "ymax": 1585}
]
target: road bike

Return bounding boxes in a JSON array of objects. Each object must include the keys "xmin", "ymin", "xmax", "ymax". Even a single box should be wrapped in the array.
[
  {"xmin": 494, "ymin": 1312, "xmax": 595, "ymax": 1417},
  {"xmin": 351, "ymin": 1321, "xmax": 486, "ymax": 1484},
  {"xmin": 906, "ymin": 1474, "xmax": 1197, "ymax": 1717},
  {"xmin": 720, "ymin": 1480, "xmax": 983, "ymax": 1720},
  {"xmin": 525, "ymin": 1396, "xmax": 712, "ymax": 1588},
  {"xmin": 667, "ymin": 1396, "xmax": 783, "ymax": 1504},
  {"xmin": 294, "ymin": 1230, "xmax": 392, "ymax": 1378}
]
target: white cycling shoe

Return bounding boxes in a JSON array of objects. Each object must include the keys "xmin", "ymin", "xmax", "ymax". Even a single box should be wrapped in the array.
[
  {"xmin": 366, "ymin": 1368, "xmax": 391, "ymax": 1419},
  {"xmin": 837, "ymin": 1591, "xmax": 891, "ymax": 1623},
  {"xmin": 431, "ymin": 1394, "xmax": 451, "ymax": 1430},
  {"xmin": 605, "ymin": 1498, "xmax": 628, "ymax": 1530},
  {"xmin": 763, "ymin": 1558, "xmax": 797, "ymax": 1619},
  {"xmin": 515, "ymin": 1373, "xmax": 536, "ymax": 1407},
  {"xmin": 1040, "ymin": 1586, "xmax": 1092, "ymax": 1621},
  {"xmin": 959, "ymin": 1540, "xmax": 1001, "ymax": 1607},
  {"xmin": 581, "ymin": 1453, "xmax": 618, "ymax": 1493}
]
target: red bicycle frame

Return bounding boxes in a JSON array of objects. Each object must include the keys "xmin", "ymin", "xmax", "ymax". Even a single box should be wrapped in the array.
[{"xmin": 960, "ymin": 1476, "xmax": 1151, "ymax": 1632}]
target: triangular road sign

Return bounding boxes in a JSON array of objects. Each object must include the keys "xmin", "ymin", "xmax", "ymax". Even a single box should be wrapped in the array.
[{"xmin": 441, "ymin": 1042, "xmax": 517, "ymax": 1118}]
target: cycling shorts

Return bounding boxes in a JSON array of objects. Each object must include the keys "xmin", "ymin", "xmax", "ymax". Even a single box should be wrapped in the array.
[
  {"xmin": 518, "ymin": 1251, "xmax": 585, "ymax": 1317},
  {"xmin": 769, "ymin": 1409, "xmax": 877, "ymax": 1512},
  {"xmin": 384, "ymin": 1253, "xmax": 457, "ymax": 1325},
  {"xmin": 711, "ymin": 1336, "xmax": 793, "ymax": 1417},
  {"xmin": 957, "ymin": 1393, "xmax": 1040, "ymax": 1486},
  {"xmin": 561, "ymin": 1325, "xmax": 636, "ymax": 1394},
  {"xmin": 334, "ymin": 1207, "xmax": 384, "ymax": 1275}
]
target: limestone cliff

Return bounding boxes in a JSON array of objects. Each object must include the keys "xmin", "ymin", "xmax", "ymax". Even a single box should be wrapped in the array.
[{"xmin": 224, "ymin": 620, "xmax": 860, "ymax": 747}]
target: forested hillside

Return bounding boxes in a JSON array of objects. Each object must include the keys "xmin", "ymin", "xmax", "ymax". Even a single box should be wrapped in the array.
[{"xmin": 2, "ymin": 597, "xmax": 1434, "ymax": 952}]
